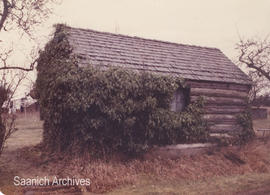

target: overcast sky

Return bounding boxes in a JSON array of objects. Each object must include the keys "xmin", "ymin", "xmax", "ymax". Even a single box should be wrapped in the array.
[
  {"xmin": 9, "ymin": 0, "xmax": 270, "ymax": 97},
  {"xmin": 49, "ymin": 0, "xmax": 270, "ymax": 57}
]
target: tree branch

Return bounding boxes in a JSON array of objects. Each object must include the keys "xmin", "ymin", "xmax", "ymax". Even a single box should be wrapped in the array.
[
  {"xmin": 0, "ymin": 59, "xmax": 37, "ymax": 71},
  {"xmin": 0, "ymin": 0, "xmax": 9, "ymax": 31},
  {"xmin": 238, "ymin": 39, "xmax": 270, "ymax": 82}
]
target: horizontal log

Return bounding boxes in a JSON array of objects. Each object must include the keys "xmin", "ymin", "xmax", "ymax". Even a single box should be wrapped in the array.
[
  {"xmin": 190, "ymin": 88, "xmax": 248, "ymax": 99},
  {"xmin": 203, "ymin": 106, "xmax": 246, "ymax": 114},
  {"xmin": 203, "ymin": 114, "xmax": 237, "ymax": 122},
  {"xmin": 191, "ymin": 96, "xmax": 247, "ymax": 106},
  {"xmin": 209, "ymin": 133, "xmax": 235, "ymax": 138},
  {"xmin": 207, "ymin": 120, "xmax": 238, "ymax": 126},
  {"xmin": 186, "ymin": 80, "xmax": 250, "ymax": 92},
  {"xmin": 205, "ymin": 105, "xmax": 246, "ymax": 109},
  {"xmin": 208, "ymin": 124, "xmax": 242, "ymax": 133}
]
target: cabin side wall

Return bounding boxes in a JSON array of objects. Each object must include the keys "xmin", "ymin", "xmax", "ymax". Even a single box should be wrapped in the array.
[{"xmin": 186, "ymin": 80, "xmax": 250, "ymax": 135}]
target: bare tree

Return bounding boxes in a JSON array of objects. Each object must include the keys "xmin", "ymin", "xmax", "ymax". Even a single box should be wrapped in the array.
[
  {"xmin": 237, "ymin": 37, "xmax": 270, "ymax": 81},
  {"xmin": 0, "ymin": 0, "xmax": 59, "ymax": 155},
  {"xmin": 0, "ymin": 0, "xmax": 53, "ymax": 32},
  {"xmin": 0, "ymin": 0, "xmax": 58, "ymax": 71},
  {"xmin": 0, "ymin": 72, "xmax": 25, "ymax": 155},
  {"xmin": 236, "ymin": 37, "xmax": 270, "ymax": 102}
]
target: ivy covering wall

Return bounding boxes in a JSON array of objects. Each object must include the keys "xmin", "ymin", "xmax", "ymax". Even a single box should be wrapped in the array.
[
  {"xmin": 236, "ymin": 109, "xmax": 255, "ymax": 144},
  {"xmin": 36, "ymin": 25, "xmax": 209, "ymax": 156}
]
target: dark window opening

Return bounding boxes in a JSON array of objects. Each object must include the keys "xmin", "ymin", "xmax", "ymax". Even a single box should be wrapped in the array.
[{"xmin": 170, "ymin": 88, "xmax": 190, "ymax": 112}]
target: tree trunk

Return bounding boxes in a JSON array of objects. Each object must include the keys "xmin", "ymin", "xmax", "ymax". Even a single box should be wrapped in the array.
[{"xmin": 0, "ymin": 115, "xmax": 5, "ymax": 155}]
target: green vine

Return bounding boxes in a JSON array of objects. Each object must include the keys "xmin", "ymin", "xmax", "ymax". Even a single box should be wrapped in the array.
[{"xmin": 236, "ymin": 108, "xmax": 255, "ymax": 144}]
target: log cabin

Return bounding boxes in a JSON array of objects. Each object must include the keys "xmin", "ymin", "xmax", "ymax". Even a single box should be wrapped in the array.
[{"xmin": 56, "ymin": 26, "xmax": 252, "ymax": 137}]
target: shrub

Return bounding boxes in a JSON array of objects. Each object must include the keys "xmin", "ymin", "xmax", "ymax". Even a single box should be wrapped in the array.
[
  {"xmin": 36, "ymin": 25, "xmax": 209, "ymax": 156},
  {"xmin": 236, "ymin": 109, "xmax": 255, "ymax": 144}
]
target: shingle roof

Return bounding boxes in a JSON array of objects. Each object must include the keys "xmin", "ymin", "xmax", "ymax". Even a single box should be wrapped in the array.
[{"xmin": 64, "ymin": 26, "xmax": 251, "ymax": 85}]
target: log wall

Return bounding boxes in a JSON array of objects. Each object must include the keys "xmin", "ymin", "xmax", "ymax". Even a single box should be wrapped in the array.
[{"xmin": 186, "ymin": 80, "xmax": 250, "ymax": 135}]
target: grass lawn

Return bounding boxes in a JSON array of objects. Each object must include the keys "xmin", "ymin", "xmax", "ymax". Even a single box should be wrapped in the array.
[
  {"xmin": 109, "ymin": 173, "xmax": 270, "ymax": 195},
  {"xmin": 4, "ymin": 112, "xmax": 43, "ymax": 152}
]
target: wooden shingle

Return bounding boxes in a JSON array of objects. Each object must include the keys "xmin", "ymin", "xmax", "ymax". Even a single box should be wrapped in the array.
[{"xmin": 65, "ymin": 26, "xmax": 251, "ymax": 85}]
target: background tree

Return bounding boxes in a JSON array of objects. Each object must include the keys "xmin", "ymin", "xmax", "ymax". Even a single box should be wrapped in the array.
[
  {"xmin": 0, "ymin": 0, "xmax": 58, "ymax": 156},
  {"xmin": 0, "ymin": 0, "xmax": 58, "ymax": 70},
  {"xmin": 236, "ymin": 37, "xmax": 270, "ymax": 103}
]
